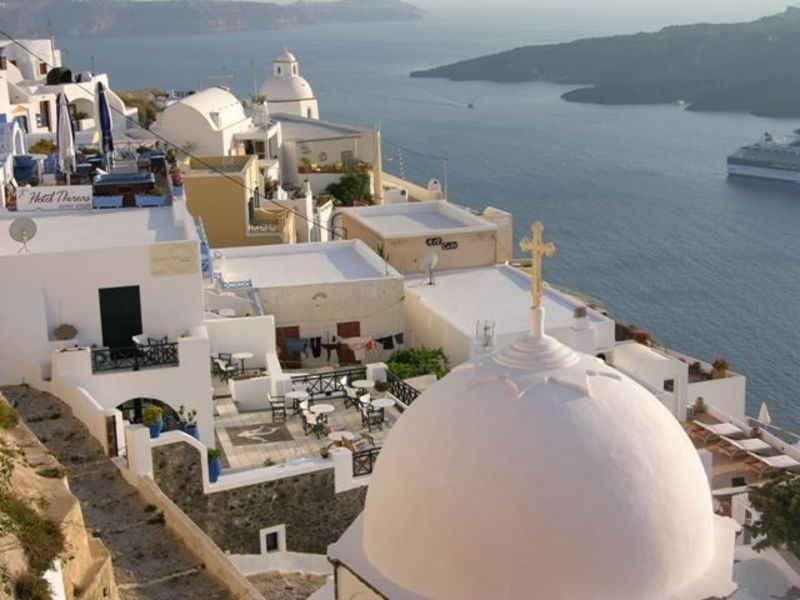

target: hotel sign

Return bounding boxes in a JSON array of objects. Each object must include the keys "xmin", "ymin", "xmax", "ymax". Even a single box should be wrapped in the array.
[
  {"xmin": 149, "ymin": 242, "xmax": 200, "ymax": 277},
  {"xmin": 17, "ymin": 186, "xmax": 93, "ymax": 211}
]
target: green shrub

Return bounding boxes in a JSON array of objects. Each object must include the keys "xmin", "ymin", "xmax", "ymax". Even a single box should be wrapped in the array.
[
  {"xmin": 0, "ymin": 493, "xmax": 64, "ymax": 574},
  {"xmin": 387, "ymin": 346, "xmax": 449, "ymax": 380},
  {"xmin": 207, "ymin": 448, "xmax": 221, "ymax": 461},
  {"xmin": 0, "ymin": 402, "xmax": 17, "ymax": 430},
  {"xmin": 325, "ymin": 172, "xmax": 372, "ymax": 207},
  {"xmin": 14, "ymin": 570, "xmax": 50, "ymax": 600},
  {"xmin": 141, "ymin": 404, "xmax": 163, "ymax": 427}
]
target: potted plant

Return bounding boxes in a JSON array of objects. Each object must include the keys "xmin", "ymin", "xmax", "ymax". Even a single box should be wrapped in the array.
[
  {"xmin": 184, "ymin": 408, "xmax": 199, "ymax": 440},
  {"xmin": 208, "ymin": 448, "xmax": 222, "ymax": 483},
  {"xmin": 319, "ymin": 447, "xmax": 330, "ymax": 459},
  {"xmin": 142, "ymin": 404, "xmax": 163, "ymax": 439},
  {"xmin": 711, "ymin": 359, "xmax": 730, "ymax": 380},
  {"xmin": 169, "ymin": 165, "xmax": 183, "ymax": 187},
  {"xmin": 373, "ymin": 380, "xmax": 389, "ymax": 398}
]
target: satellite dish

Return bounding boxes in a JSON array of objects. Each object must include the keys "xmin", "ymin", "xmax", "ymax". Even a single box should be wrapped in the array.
[
  {"xmin": 9, "ymin": 217, "xmax": 36, "ymax": 253},
  {"xmin": 419, "ymin": 250, "xmax": 439, "ymax": 285}
]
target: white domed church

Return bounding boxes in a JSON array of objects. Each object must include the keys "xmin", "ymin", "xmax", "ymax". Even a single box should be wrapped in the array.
[
  {"xmin": 260, "ymin": 50, "xmax": 319, "ymax": 120},
  {"xmin": 327, "ymin": 223, "xmax": 738, "ymax": 600}
]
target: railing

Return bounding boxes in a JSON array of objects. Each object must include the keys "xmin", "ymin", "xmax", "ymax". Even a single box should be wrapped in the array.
[
  {"xmin": 92, "ymin": 342, "xmax": 179, "ymax": 373},
  {"xmin": 352, "ymin": 446, "xmax": 381, "ymax": 477},
  {"xmin": 386, "ymin": 371, "xmax": 421, "ymax": 406},
  {"xmin": 248, "ymin": 220, "xmax": 281, "ymax": 234},
  {"xmin": 290, "ymin": 367, "xmax": 367, "ymax": 400}
]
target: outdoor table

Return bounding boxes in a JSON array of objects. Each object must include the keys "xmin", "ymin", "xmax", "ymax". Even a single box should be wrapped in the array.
[
  {"xmin": 352, "ymin": 380, "xmax": 375, "ymax": 390},
  {"xmin": 231, "ymin": 351, "xmax": 253, "ymax": 371},
  {"xmin": 328, "ymin": 430, "xmax": 358, "ymax": 442},
  {"xmin": 370, "ymin": 398, "xmax": 394, "ymax": 410},
  {"xmin": 311, "ymin": 403, "xmax": 335, "ymax": 415}
]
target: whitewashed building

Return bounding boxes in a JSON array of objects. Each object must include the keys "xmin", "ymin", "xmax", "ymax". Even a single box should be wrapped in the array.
[
  {"xmin": 260, "ymin": 50, "xmax": 319, "ymax": 120},
  {"xmin": 212, "ymin": 240, "xmax": 404, "ymax": 369},
  {"xmin": 0, "ymin": 201, "xmax": 216, "ymax": 447},
  {"xmin": 0, "ymin": 39, "xmax": 136, "ymax": 141},
  {"xmin": 404, "ymin": 264, "xmax": 615, "ymax": 365}
]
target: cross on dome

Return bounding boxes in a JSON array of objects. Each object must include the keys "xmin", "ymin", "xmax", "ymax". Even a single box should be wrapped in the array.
[{"xmin": 519, "ymin": 221, "xmax": 555, "ymax": 310}]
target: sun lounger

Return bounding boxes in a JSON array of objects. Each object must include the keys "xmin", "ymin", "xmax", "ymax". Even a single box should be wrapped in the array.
[
  {"xmin": 745, "ymin": 452, "xmax": 800, "ymax": 476},
  {"xmin": 690, "ymin": 421, "xmax": 745, "ymax": 444},
  {"xmin": 716, "ymin": 436, "xmax": 772, "ymax": 459}
]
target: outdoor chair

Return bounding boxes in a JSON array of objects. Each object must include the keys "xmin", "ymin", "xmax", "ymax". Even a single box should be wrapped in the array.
[
  {"xmin": 360, "ymin": 403, "xmax": 383, "ymax": 432},
  {"xmin": 744, "ymin": 452, "xmax": 800, "ymax": 476},
  {"xmin": 689, "ymin": 420, "xmax": 746, "ymax": 445},
  {"xmin": 716, "ymin": 435, "xmax": 772, "ymax": 460},
  {"xmin": 214, "ymin": 358, "xmax": 238, "ymax": 382},
  {"xmin": 302, "ymin": 411, "xmax": 316, "ymax": 436},
  {"xmin": 269, "ymin": 395, "xmax": 287, "ymax": 423},
  {"xmin": 344, "ymin": 386, "xmax": 359, "ymax": 409}
]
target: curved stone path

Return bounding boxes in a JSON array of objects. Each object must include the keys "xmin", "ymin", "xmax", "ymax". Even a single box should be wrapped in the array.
[{"xmin": 2, "ymin": 385, "xmax": 233, "ymax": 600}]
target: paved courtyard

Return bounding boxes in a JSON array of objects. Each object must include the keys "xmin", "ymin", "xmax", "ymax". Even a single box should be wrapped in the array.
[{"xmin": 213, "ymin": 384, "xmax": 398, "ymax": 471}]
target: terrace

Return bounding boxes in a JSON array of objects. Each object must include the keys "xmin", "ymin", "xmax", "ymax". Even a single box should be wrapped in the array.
[{"xmin": 210, "ymin": 367, "xmax": 419, "ymax": 473}]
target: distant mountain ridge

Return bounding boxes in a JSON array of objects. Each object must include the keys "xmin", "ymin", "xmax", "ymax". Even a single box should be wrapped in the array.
[
  {"xmin": 411, "ymin": 7, "xmax": 800, "ymax": 117},
  {"xmin": 0, "ymin": 0, "xmax": 423, "ymax": 38}
]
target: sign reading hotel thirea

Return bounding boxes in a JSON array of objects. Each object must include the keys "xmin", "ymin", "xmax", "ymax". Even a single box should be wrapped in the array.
[{"xmin": 17, "ymin": 186, "xmax": 93, "ymax": 211}]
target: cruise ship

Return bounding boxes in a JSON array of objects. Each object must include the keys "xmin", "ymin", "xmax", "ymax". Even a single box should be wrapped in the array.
[{"xmin": 727, "ymin": 130, "xmax": 800, "ymax": 182}]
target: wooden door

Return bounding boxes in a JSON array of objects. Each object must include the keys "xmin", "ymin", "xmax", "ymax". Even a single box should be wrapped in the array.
[
  {"xmin": 276, "ymin": 325, "xmax": 301, "ymax": 369},
  {"xmin": 99, "ymin": 286, "xmax": 142, "ymax": 349},
  {"xmin": 337, "ymin": 321, "xmax": 361, "ymax": 365}
]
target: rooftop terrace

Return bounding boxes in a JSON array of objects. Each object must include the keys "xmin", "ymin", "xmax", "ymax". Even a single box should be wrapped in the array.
[
  {"xmin": 340, "ymin": 201, "xmax": 495, "ymax": 239},
  {"xmin": 214, "ymin": 240, "xmax": 402, "ymax": 288}
]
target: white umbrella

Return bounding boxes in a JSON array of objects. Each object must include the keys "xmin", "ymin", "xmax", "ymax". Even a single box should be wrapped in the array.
[
  {"xmin": 56, "ymin": 92, "xmax": 76, "ymax": 183},
  {"xmin": 758, "ymin": 402, "xmax": 772, "ymax": 425}
]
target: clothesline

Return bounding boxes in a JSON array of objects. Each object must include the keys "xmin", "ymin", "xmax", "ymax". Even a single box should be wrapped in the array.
[{"xmin": 280, "ymin": 332, "xmax": 405, "ymax": 361}]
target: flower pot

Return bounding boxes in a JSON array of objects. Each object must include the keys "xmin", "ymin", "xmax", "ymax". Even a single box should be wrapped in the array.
[
  {"xmin": 177, "ymin": 422, "xmax": 186, "ymax": 432},
  {"xmin": 208, "ymin": 457, "xmax": 222, "ymax": 483},
  {"xmin": 186, "ymin": 424, "xmax": 199, "ymax": 440},
  {"xmin": 148, "ymin": 418, "xmax": 163, "ymax": 439}
]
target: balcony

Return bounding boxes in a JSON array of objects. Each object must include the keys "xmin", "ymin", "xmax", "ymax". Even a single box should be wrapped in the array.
[{"xmin": 91, "ymin": 342, "xmax": 179, "ymax": 373}]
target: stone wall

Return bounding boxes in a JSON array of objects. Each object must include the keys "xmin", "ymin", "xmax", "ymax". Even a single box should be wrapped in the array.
[{"xmin": 153, "ymin": 443, "xmax": 367, "ymax": 554}]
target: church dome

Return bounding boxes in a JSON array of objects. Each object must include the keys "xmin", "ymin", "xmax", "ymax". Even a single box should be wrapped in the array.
[
  {"xmin": 274, "ymin": 50, "xmax": 297, "ymax": 63},
  {"xmin": 361, "ymin": 315, "xmax": 737, "ymax": 599},
  {"xmin": 259, "ymin": 76, "xmax": 314, "ymax": 102}
]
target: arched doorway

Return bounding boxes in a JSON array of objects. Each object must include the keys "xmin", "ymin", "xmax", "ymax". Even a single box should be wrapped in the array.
[{"xmin": 116, "ymin": 398, "xmax": 181, "ymax": 432}]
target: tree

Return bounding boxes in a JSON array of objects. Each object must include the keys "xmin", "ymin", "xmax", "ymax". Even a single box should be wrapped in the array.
[
  {"xmin": 387, "ymin": 346, "xmax": 448, "ymax": 380},
  {"xmin": 325, "ymin": 172, "xmax": 372, "ymax": 207},
  {"xmin": 747, "ymin": 471, "xmax": 800, "ymax": 554}
]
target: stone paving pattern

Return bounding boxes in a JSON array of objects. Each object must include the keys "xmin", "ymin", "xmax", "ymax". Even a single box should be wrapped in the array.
[
  {"xmin": 248, "ymin": 572, "xmax": 328, "ymax": 600},
  {"xmin": 213, "ymin": 388, "xmax": 396, "ymax": 471},
  {"xmin": 2, "ymin": 385, "xmax": 233, "ymax": 600}
]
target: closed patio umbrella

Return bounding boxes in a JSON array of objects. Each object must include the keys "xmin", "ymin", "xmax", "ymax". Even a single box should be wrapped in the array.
[
  {"xmin": 94, "ymin": 80, "xmax": 114, "ymax": 169},
  {"xmin": 56, "ymin": 92, "xmax": 76, "ymax": 184},
  {"xmin": 758, "ymin": 402, "xmax": 772, "ymax": 426}
]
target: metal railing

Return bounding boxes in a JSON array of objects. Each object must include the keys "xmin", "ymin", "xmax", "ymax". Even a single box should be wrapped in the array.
[
  {"xmin": 290, "ymin": 367, "xmax": 367, "ymax": 400},
  {"xmin": 386, "ymin": 371, "xmax": 421, "ymax": 406},
  {"xmin": 92, "ymin": 342, "xmax": 179, "ymax": 373},
  {"xmin": 352, "ymin": 446, "xmax": 381, "ymax": 477}
]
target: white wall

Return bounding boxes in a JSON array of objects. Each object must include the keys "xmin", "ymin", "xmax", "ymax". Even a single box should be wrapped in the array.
[
  {"xmin": 0, "ymin": 239, "xmax": 205, "ymax": 385},
  {"xmin": 205, "ymin": 315, "xmax": 276, "ymax": 371},
  {"xmin": 404, "ymin": 288, "xmax": 471, "ymax": 367},
  {"xmin": 50, "ymin": 330, "xmax": 215, "ymax": 444}
]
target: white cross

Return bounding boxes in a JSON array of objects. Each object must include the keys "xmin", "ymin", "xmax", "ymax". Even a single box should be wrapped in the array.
[{"xmin": 519, "ymin": 221, "xmax": 556, "ymax": 309}]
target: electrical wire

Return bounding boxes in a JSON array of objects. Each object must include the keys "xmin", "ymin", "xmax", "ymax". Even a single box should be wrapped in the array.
[{"xmin": 0, "ymin": 29, "xmax": 345, "ymax": 237}]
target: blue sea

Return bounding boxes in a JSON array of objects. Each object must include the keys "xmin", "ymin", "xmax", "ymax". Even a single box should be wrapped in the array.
[{"xmin": 61, "ymin": 4, "xmax": 800, "ymax": 429}]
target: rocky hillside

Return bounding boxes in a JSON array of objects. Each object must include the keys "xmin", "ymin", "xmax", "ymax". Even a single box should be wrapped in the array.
[
  {"xmin": 0, "ymin": 0, "xmax": 423, "ymax": 38},
  {"xmin": 411, "ymin": 7, "xmax": 800, "ymax": 117}
]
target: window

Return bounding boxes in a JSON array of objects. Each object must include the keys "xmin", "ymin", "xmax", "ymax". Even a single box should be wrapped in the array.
[
  {"xmin": 265, "ymin": 532, "xmax": 279, "ymax": 553},
  {"xmin": 292, "ymin": 65, "xmax": 297, "ymax": 76},
  {"xmin": 307, "ymin": 107, "xmax": 313, "ymax": 119},
  {"xmin": 277, "ymin": 66, "xmax": 282, "ymax": 75},
  {"xmin": 260, "ymin": 525, "xmax": 285, "ymax": 554},
  {"xmin": 663, "ymin": 379, "xmax": 675, "ymax": 392},
  {"xmin": 38, "ymin": 62, "xmax": 48, "ymax": 75},
  {"xmin": 341, "ymin": 150, "xmax": 354, "ymax": 166},
  {"xmin": 255, "ymin": 140, "xmax": 266, "ymax": 159},
  {"xmin": 0, "ymin": 54, "xmax": 6, "ymax": 71}
]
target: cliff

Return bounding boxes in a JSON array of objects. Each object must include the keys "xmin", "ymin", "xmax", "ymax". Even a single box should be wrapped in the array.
[
  {"xmin": 0, "ymin": 0, "xmax": 424, "ymax": 38},
  {"xmin": 410, "ymin": 7, "xmax": 800, "ymax": 117}
]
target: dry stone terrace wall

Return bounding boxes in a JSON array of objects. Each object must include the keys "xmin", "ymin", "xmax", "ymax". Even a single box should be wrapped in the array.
[{"xmin": 153, "ymin": 442, "xmax": 367, "ymax": 554}]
